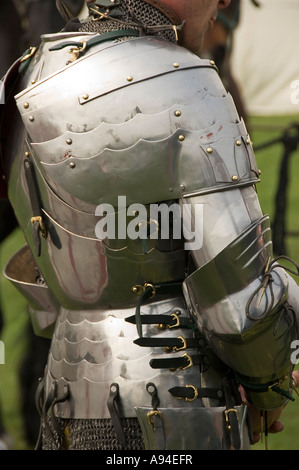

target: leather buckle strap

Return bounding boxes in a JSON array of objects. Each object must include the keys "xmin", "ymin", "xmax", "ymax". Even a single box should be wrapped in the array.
[
  {"xmin": 130, "ymin": 280, "xmax": 185, "ymax": 337},
  {"xmin": 142, "ymin": 0, "xmax": 184, "ymax": 44},
  {"xmin": 222, "ymin": 376, "xmax": 241, "ymax": 450},
  {"xmin": 134, "ymin": 335, "xmax": 198, "ymax": 352},
  {"xmin": 169, "ymin": 385, "xmax": 223, "ymax": 402},
  {"xmin": 49, "ymin": 28, "xmax": 140, "ymax": 61},
  {"xmin": 24, "ymin": 158, "xmax": 48, "ymax": 257},
  {"xmin": 125, "ymin": 312, "xmax": 195, "ymax": 330},
  {"xmin": 145, "ymin": 382, "xmax": 165, "ymax": 450},
  {"xmin": 131, "ymin": 281, "xmax": 182, "ymax": 297},
  {"xmin": 150, "ymin": 353, "xmax": 203, "ymax": 371}
]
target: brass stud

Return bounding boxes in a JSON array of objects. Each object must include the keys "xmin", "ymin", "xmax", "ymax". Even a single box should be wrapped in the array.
[
  {"xmin": 131, "ymin": 286, "xmax": 138, "ymax": 293},
  {"xmin": 178, "ymin": 135, "xmax": 185, "ymax": 141},
  {"xmin": 210, "ymin": 60, "xmax": 216, "ymax": 66},
  {"xmin": 173, "ymin": 62, "xmax": 180, "ymax": 68},
  {"xmin": 232, "ymin": 175, "xmax": 238, "ymax": 182},
  {"xmin": 180, "ymin": 184, "xmax": 185, "ymax": 190},
  {"xmin": 258, "ymin": 169, "xmax": 262, "ymax": 175},
  {"xmin": 23, "ymin": 102, "xmax": 29, "ymax": 109},
  {"xmin": 82, "ymin": 93, "xmax": 89, "ymax": 100},
  {"xmin": 24, "ymin": 151, "xmax": 30, "ymax": 158},
  {"xmin": 69, "ymin": 162, "xmax": 76, "ymax": 169},
  {"xmin": 174, "ymin": 110, "xmax": 181, "ymax": 117},
  {"xmin": 206, "ymin": 147, "xmax": 213, "ymax": 154},
  {"xmin": 29, "ymin": 116, "xmax": 34, "ymax": 122},
  {"xmin": 246, "ymin": 138, "xmax": 251, "ymax": 145},
  {"xmin": 31, "ymin": 80, "xmax": 36, "ymax": 84},
  {"xmin": 66, "ymin": 138, "xmax": 72, "ymax": 145},
  {"xmin": 236, "ymin": 140, "xmax": 242, "ymax": 146},
  {"xmin": 127, "ymin": 75, "xmax": 133, "ymax": 82}
]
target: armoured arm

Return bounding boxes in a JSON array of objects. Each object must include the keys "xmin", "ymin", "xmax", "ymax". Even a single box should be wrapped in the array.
[{"xmin": 182, "ymin": 185, "xmax": 299, "ymax": 410}]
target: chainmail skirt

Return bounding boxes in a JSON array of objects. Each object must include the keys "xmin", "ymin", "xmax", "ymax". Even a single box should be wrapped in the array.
[{"xmin": 41, "ymin": 417, "xmax": 145, "ymax": 450}]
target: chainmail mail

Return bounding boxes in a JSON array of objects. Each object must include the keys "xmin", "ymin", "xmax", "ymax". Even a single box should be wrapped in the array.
[
  {"xmin": 78, "ymin": 0, "xmax": 178, "ymax": 43},
  {"xmin": 41, "ymin": 416, "xmax": 145, "ymax": 450}
]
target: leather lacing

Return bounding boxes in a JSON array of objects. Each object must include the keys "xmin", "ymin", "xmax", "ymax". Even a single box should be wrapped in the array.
[{"xmin": 246, "ymin": 255, "xmax": 299, "ymax": 321}]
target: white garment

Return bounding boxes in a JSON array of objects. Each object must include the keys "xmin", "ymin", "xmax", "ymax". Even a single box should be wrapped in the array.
[{"xmin": 231, "ymin": 0, "xmax": 299, "ymax": 116}]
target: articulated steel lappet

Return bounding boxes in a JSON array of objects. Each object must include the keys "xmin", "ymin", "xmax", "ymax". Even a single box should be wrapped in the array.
[{"xmin": 1, "ymin": 0, "xmax": 299, "ymax": 450}]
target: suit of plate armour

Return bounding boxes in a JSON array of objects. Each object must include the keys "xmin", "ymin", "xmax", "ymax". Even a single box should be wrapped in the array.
[{"xmin": 2, "ymin": 0, "xmax": 299, "ymax": 450}]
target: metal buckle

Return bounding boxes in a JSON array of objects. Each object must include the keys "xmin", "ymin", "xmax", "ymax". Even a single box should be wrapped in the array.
[
  {"xmin": 185, "ymin": 385, "xmax": 198, "ymax": 402},
  {"xmin": 147, "ymin": 410, "xmax": 162, "ymax": 430},
  {"xmin": 68, "ymin": 41, "xmax": 87, "ymax": 62},
  {"xmin": 268, "ymin": 373, "xmax": 289, "ymax": 392},
  {"xmin": 31, "ymin": 216, "xmax": 47, "ymax": 238},
  {"xmin": 20, "ymin": 46, "xmax": 37, "ymax": 63},
  {"xmin": 131, "ymin": 282, "xmax": 156, "ymax": 297},
  {"xmin": 157, "ymin": 312, "xmax": 180, "ymax": 331},
  {"xmin": 169, "ymin": 353, "xmax": 193, "ymax": 372},
  {"xmin": 224, "ymin": 408, "xmax": 238, "ymax": 430},
  {"xmin": 181, "ymin": 353, "xmax": 193, "ymax": 370},
  {"xmin": 173, "ymin": 336, "xmax": 186, "ymax": 351},
  {"xmin": 168, "ymin": 313, "xmax": 180, "ymax": 328}
]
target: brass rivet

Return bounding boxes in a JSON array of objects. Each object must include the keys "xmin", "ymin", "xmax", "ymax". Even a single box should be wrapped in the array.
[
  {"xmin": 127, "ymin": 75, "xmax": 133, "ymax": 82},
  {"xmin": 178, "ymin": 135, "xmax": 185, "ymax": 141},
  {"xmin": 69, "ymin": 162, "xmax": 76, "ymax": 168},
  {"xmin": 31, "ymin": 80, "xmax": 36, "ymax": 84},
  {"xmin": 131, "ymin": 286, "xmax": 138, "ymax": 293},
  {"xmin": 173, "ymin": 62, "xmax": 180, "ymax": 68},
  {"xmin": 174, "ymin": 110, "xmax": 181, "ymax": 117},
  {"xmin": 23, "ymin": 102, "xmax": 29, "ymax": 109},
  {"xmin": 206, "ymin": 147, "xmax": 213, "ymax": 154},
  {"xmin": 66, "ymin": 138, "xmax": 72, "ymax": 145},
  {"xmin": 232, "ymin": 175, "xmax": 238, "ymax": 182},
  {"xmin": 258, "ymin": 169, "xmax": 262, "ymax": 175},
  {"xmin": 246, "ymin": 138, "xmax": 251, "ymax": 145},
  {"xmin": 29, "ymin": 116, "xmax": 34, "ymax": 122},
  {"xmin": 82, "ymin": 93, "xmax": 89, "ymax": 100},
  {"xmin": 24, "ymin": 151, "xmax": 30, "ymax": 158},
  {"xmin": 236, "ymin": 140, "xmax": 242, "ymax": 146},
  {"xmin": 210, "ymin": 60, "xmax": 216, "ymax": 66},
  {"xmin": 180, "ymin": 184, "xmax": 185, "ymax": 190}
]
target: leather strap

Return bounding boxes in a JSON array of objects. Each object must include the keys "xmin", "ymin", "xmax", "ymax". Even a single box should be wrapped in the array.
[
  {"xmin": 169, "ymin": 385, "xmax": 223, "ymax": 401},
  {"xmin": 222, "ymin": 376, "xmax": 241, "ymax": 450},
  {"xmin": 146, "ymin": 383, "xmax": 165, "ymax": 450},
  {"xmin": 150, "ymin": 353, "xmax": 205, "ymax": 370},
  {"xmin": 107, "ymin": 383, "xmax": 126, "ymax": 448},
  {"xmin": 125, "ymin": 313, "xmax": 195, "ymax": 329},
  {"xmin": 130, "ymin": 280, "xmax": 184, "ymax": 337},
  {"xmin": 134, "ymin": 336, "xmax": 199, "ymax": 350},
  {"xmin": 24, "ymin": 158, "xmax": 47, "ymax": 257},
  {"xmin": 142, "ymin": 0, "xmax": 184, "ymax": 44},
  {"xmin": 49, "ymin": 29, "xmax": 140, "ymax": 52}
]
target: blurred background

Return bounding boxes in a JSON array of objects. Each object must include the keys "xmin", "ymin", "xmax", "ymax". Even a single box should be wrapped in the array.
[{"xmin": 0, "ymin": 0, "xmax": 299, "ymax": 450}]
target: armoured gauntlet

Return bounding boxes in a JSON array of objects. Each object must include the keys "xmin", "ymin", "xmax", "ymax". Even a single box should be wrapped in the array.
[{"xmin": 183, "ymin": 201, "xmax": 299, "ymax": 410}]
